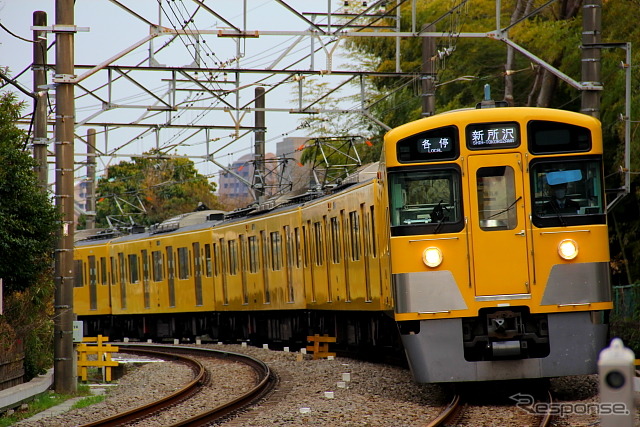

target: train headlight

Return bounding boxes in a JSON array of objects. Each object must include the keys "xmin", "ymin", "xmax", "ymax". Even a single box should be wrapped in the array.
[
  {"xmin": 422, "ymin": 247, "xmax": 443, "ymax": 268},
  {"xmin": 558, "ymin": 239, "xmax": 578, "ymax": 260}
]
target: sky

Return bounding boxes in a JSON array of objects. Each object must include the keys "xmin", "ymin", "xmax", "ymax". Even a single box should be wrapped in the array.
[{"xmin": 0, "ymin": 1, "xmax": 364, "ymax": 186}]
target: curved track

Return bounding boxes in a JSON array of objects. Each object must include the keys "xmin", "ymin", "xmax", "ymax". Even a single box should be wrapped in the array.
[
  {"xmin": 79, "ymin": 344, "xmax": 276, "ymax": 427},
  {"xmin": 423, "ymin": 389, "xmax": 554, "ymax": 427}
]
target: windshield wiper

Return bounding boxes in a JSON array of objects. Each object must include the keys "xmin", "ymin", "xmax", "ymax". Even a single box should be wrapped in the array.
[
  {"xmin": 547, "ymin": 198, "xmax": 567, "ymax": 226},
  {"xmin": 432, "ymin": 200, "xmax": 449, "ymax": 234},
  {"xmin": 487, "ymin": 196, "xmax": 522, "ymax": 220}
]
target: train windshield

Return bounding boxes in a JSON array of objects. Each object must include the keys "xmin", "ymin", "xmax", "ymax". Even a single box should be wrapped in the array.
[
  {"xmin": 531, "ymin": 157, "xmax": 606, "ymax": 227},
  {"xmin": 388, "ymin": 167, "xmax": 463, "ymax": 234}
]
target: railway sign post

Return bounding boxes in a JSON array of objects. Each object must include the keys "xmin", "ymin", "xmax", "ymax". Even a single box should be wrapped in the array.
[{"xmin": 598, "ymin": 338, "xmax": 635, "ymax": 427}]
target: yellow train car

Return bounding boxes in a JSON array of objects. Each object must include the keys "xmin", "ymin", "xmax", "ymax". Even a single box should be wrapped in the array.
[
  {"xmin": 384, "ymin": 105, "xmax": 612, "ymax": 382},
  {"xmin": 74, "ymin": 102, "xmax": 612, "ymax": 383},
  {"xmin": 74, "ymin": 233, "xmax": 116, "ymax": 316},
  {"xmin": 74, "ymin": 171, "xmax": 395, "ymax": 348}
]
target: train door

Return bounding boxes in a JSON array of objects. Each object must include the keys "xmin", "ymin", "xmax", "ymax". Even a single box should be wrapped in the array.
[{"xmin": 468, "ymin": 153, "xmax": 530, "ymax": 297}]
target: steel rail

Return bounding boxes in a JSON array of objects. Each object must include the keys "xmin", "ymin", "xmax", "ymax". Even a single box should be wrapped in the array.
[
  {"xmin": 78, "ymin": 344, "xmax": 275, "ymax": 427},
  {"xmin": 79, "ymin": 347, "xmax": 205, "ymax": 427},
  {"xmin": 423, "ymin": 393, "xmax": 461, "ymax": 427}
]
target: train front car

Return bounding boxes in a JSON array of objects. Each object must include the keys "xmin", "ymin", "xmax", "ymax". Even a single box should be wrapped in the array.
[{"xmin": 383, "ymin": 106, "xmax": 612, "ymax": 383}]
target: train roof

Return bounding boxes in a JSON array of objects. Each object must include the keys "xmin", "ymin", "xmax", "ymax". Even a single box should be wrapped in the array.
[
  {"xmin": 74, "ymin": 162, "xmax": 379, "ymax": 244},
  {"xmin": 220, "ymin": 162, "xmax": 380, "ymax": 224},
  {"xmin": 74, "ymin": 210, "xmax": 226, "ymax": 244}
]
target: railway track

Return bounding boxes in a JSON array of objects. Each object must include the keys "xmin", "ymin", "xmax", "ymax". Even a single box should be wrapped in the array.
[
  {"xmin": 424, "ymin": 389, "xmax": 554, "ymax": 427},
  {"xmin": 79, "ymin": 344, "xmax": 276, "ymax": 427}
]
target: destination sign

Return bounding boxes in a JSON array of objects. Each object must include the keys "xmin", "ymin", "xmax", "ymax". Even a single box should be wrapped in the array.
[
  {"xmin": 416, "ymin": 136, "xmax": 452, "ymax": 154},
  {"xmin": 396, "ymin": 125, "xmax": 459, "ymax": 163},
  {"xmin": 466, "ymin": 122, "xmax": 520, "ymax": 149}
]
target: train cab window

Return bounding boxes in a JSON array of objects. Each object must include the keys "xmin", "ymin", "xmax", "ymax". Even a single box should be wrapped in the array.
[
  {"xmin": 476, "ymin": 166, "xmax": 518, "ymax": 231},
  {"xmin": 388, "ymin": 166, "xmax": 463, "ymax": 236},
  {"xmin": 152, "ymin": 250, "xmax": 164, "ymax": 282},
  {"xmin": 531, "ymin": 157, "xmax": 606, "ymax": 227}
]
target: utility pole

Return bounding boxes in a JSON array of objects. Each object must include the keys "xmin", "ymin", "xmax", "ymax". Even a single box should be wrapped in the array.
[
  {"xmin": 53, "ymin": 0, "xmax": 76, "ymax": 394},
  {"xmin": 421, "ymin": 24, "xmax": 437, "ymax": 117},
  {"xmin": 86, "ymin": 129, "xmax": 96, "ymax": 229},
  {"xmin": 32, "ymin": 11, "xmax": 48, "ymax": 189},
  {"xmin": 581, "ymin": 0, "xmax": 602, "ymax": 118},
  {"xmin": 254, "ymin": 87, "xmax": 266, "ymax": 202}
]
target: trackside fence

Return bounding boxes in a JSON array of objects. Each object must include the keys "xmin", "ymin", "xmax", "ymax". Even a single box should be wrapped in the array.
[
  {"xmin": 613, "ymin": 284, "xmax": 640, "ymax": 319},
  {"xmin": 0, "ymin": 339, "xmax": 24, "ymax": 390}
]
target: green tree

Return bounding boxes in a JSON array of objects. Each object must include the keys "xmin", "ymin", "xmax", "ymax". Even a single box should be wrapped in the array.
[
  {"xmin": 0, "ymin": 91, "xmax": 58, "ymax": 379},
  {"xmin": 0, "ymin": 92, "xmax": 58, "ymax": 294},
  {"xmin": 94, "ymin": 151, "xmax": 224, "ymax": 228}
]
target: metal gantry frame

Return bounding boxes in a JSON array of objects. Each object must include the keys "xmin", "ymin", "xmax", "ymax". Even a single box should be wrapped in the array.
[{"xmin": 16, "ymin": 0, "xmax": 627, "ymax": 188}]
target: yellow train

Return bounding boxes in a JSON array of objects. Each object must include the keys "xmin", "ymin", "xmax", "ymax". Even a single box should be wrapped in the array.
[{"xmin": 74, "ymin": 103, "xmax": 612, "ymax": 383}]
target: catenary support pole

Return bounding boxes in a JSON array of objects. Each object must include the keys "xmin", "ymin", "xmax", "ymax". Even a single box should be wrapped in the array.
[
  {"xmin": 54, "ymin": 0, "xmax": 77, "ymax": 394},
  {"xmin": 581, "ymin": 0, "xmax": 602, "ymax": 118},
  {"xmin": 32, "ymin": 11, "xmax": 48, "ymax": 189},
  {"xmin": 421, "ymin": 23, "xmax": 436, "ymax": 117},
  {"xmin": 86, "ymin": 129, "xmax": 96, "ymax": 229},
  {"xmin": 254, "ymin": 86, "xmax": 266, "ymax": 202}
]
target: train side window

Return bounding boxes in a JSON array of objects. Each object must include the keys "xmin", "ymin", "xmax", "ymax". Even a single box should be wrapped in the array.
[
  {"xmin": 294, "ymin": 227, "xmax": 302, "ymax": 269},
  {"xmin": 219, "ymin": 238, "xmax": 229, "ymax": 305},
  {"xmin": 204, "ymin": 244, "xmax": 212, "ymax": 277},
  {"xmin": 88, "ymin": 255, "xmax": 97, "ymax": 287},
  {"xmin": 118, "ymin": 252, "xmax": 127, "ymax": 309},
  {"xmin": 110, "ymin": 257, "xmax": 117, "ymax": 286},
  {"xmin": 118, "ymin": 253, "xmax": 127, "ymax": 285},
  {"xmin": 152, "ymin": 250, "xmax": 164, "ymax": 282},
  {"xmin": 74, "ymin": 260, "xmax": 84, "ymax": 287},
  {"xmin": 476, "ymin": 166, "xmax": 518, "ymax": 231},
  {"xmin": 141, "ymin": 250, "xmax": 148, "ymax": 281},
  {"xmin": 128, "ymin": 254, "xmax": 139, "ymax": 283},
  {"xmin": 261, "ymin": 230, "xmax": 271, "ymax": 303},
  {"xmin": 330, "ymin": 217, "xmax": 340, "ymax": 263},
  {"xmin": 177, "ymin": 247, "xmax": 190, "ymax": 279},
  {"xmin": 302, "ymin": 224, "xmax": 309, "ymax": 268},
  {"xmin": 228, "ymin": 240, "xmax": 238, "ymax": 275},
  {"xmin": 369, "ymin": 205, "xmax": 377, "ymax": 258},
  {"xmin": 314, "ymin": 222, "xmax": 324, "ymax": 266},
  {"xmin": 270, "ymin": 231, "xmax": 282, "ymax": 271},
  {"xmin": 349, "ymin": 211, "xmax": 361, "ymax": 261},
  {"xmin": 248, "ymin": 236, "xmax": 259, "ymax": 273},
  {"xmin": 212, "ymin": 243, "xmax": 220, "ymax": 276},
  {"xmin": 100, "ymin": 257, "xmax": 108, "ymax": 285}
]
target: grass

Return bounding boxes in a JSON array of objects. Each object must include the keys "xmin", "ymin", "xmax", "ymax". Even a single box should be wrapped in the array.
[{"xmin": 0, "ymin": 382, "xmax": 105, "ymax": 426}]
